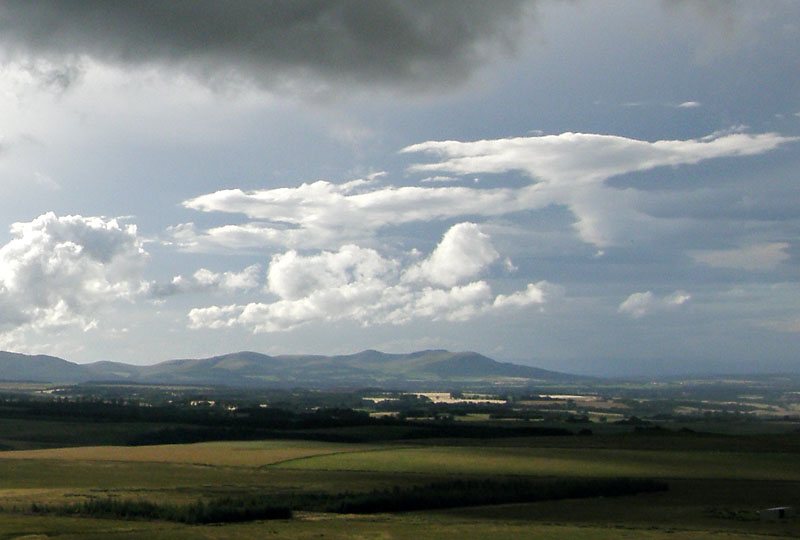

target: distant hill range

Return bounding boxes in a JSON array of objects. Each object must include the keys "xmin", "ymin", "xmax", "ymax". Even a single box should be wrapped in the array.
[{"xmin": 0, "ymin": 349, "xmax": 589, "ymax": 389}]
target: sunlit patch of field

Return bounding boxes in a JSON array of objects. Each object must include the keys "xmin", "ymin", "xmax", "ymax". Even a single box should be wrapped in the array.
[
  {"xmin": 274, "ymin": 445, "xmax": 800, "ymax": 481},
  {"xmin": 0, "ymin": 440, "xmax": 380, "ymax": 467},
  {"xmin": 0, "ymin": 459, "xmax": 278, "ymax": 491},
  {"xmin": 0, "ymin": 452, "xmax": 446, "ymax": 509},
  {"xmin": 410, "ymin": 392, "xmax": 507, "ymax": 404},
  {"xmin": 452, "ymin": 413, "xmax": 493, "ymax": 421},
  {"xmin": 0, "ymin": 440, "xmax": 396, "ymax": 510}
]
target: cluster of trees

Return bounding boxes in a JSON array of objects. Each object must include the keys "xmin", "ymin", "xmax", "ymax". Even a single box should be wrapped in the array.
[
  {"xmin": 296, "ymin": 477, "xmax": 668, "ymax": 514},
  {"xmin": 28, "ymin": 477, "xmax": 667, "ymax": 523},
  {"xmin": 30, "ymin": 496, "xmax": 291, "ymax": 524}
]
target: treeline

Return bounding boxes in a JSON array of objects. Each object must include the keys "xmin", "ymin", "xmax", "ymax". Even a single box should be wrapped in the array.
[
  {"xmin": 0, "ymin": 397, "xmax": 572, "ymax": 444},
  {"xmin": 127, "ymin": 422, "xmax": 572, "ymax": 445},
  {"xmin": 27, "ymin": 477, "xmax": 667, "ymax": 524},
  {"xmin": 29, "ymin": 496, "xmax": 291, "ymax": 524},
  {"xmin": 286, "ymin": 477, "xmax": 668, "ymax": 514},
  {"xmin": 47, "ymin": 384, "xmax": 369, "ymax": 411},
  {"xmin": 0, "ymin": 397, "xmax": 377, "ymax": 428}
]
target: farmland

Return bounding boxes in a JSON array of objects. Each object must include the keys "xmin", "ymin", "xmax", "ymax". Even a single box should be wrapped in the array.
[
  {"xmin": 0, "ymin": 435, "xmax": 798, "ymax": 538},
  {"xmin": 0, "ymin": 379, "xmax": 798, "ymax": 538}
]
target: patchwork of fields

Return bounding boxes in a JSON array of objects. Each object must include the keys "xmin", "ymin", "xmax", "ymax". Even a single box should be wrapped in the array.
[{"xmin": 0, "ymin": 435, "xmax": 798, "ymax": 539}]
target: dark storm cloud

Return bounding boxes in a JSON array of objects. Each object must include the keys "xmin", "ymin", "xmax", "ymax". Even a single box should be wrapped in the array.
[{"xmin": 0, "ymin": 1, "xmax": 533, "ymax": 91}]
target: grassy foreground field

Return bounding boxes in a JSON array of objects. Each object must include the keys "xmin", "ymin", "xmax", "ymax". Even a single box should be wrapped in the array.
[
  {"xmin": 3, "ymin": 512, "xmax": 790, "ymax": 540},
  {"xmin": 0, "ymin": 436, "xmax": 798, "ymax": 539}
]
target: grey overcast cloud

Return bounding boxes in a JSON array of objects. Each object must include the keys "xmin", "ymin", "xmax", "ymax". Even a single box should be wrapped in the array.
[{"xmin": 0, "ymin": 1, "xmax": 798, "ymax": 375}]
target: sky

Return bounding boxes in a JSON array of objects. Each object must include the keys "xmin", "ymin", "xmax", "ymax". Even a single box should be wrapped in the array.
[{"xmin": 0, "ymin": 1, "xmax": 798, "ymax": 376}]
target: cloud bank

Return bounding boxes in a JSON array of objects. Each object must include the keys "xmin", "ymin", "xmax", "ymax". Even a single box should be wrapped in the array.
[
  {"xmin": 188, "ymin": 222, "xmax": 552, "ymax": 333},
  {"xmin": 0, "ymin": 1, "xmax": 532, "ymax": 93},
  {"xmin": 178, "ymin": 131, "xmax": 797, "ymax": 252},
  {"xmin": 403, "ymin": 131, "xmax": 796, "ymax": 246}
]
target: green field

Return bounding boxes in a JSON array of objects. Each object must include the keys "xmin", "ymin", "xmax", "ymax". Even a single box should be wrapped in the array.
[
  {"xmin": 0, "ymin": 434, "xmax": 798, "ymax": 539},
  {"xmin": 0, "ymin": 439, "xmax": 382, "ymax": 467},
  {"xmin": 274, "ymin": 444, "xmax": 800, "ymax": 480}
]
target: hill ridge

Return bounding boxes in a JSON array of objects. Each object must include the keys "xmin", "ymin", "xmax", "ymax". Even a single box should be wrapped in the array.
[{"xmin": 0, "ymin": 349, "xmax": 589, "ymax": 388}]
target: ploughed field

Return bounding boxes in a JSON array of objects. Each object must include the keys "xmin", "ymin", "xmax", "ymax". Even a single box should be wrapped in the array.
[{"xmin": 0, "ymin": 435, "xmax": 799, "ymax": 539}]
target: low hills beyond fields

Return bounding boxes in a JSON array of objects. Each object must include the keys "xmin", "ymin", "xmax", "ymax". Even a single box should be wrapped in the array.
[
  {"xmin": 1, "ymin": 350, "xmax": 799, "ymax": 539},
  {"xmin": 0, "ymin": 349, "xmax": 587, "ymax": 388}
]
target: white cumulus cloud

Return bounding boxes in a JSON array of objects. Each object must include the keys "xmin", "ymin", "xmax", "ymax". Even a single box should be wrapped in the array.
[
  {"xmin": 493, "ymin": 283, "xmax": 551, "ymax": 308},
  {"xmin": 151, "ymin": 264, "xmax": 261, "ymax": 297},
  {"xmin": 618, "ymin": 290, "xmax": 691, "ymax": 318},
  {"xmin": 404, "ymin": 222, "xmax": 498, "ymax": 287},
  {"xmin": 0, "ymin": 212, "xmax": 148, "ymax": 332},
  {"xmin": 188, "ymin": 223, "xmax": 551, "ymax": 333},
  {"xmin": 267, "ymin": 245, "xmax": 397, "ymax": 301}
]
